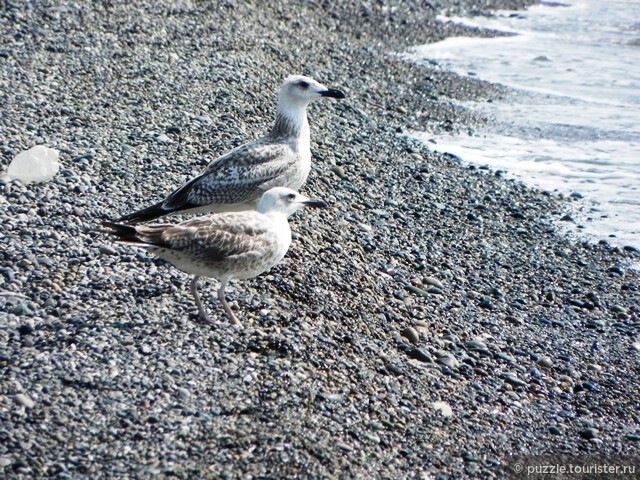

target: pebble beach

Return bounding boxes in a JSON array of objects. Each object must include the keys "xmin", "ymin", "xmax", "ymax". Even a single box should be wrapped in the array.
[{"xmin": 1, "ymin": 1, "xmax": 639, "ymax": 478}]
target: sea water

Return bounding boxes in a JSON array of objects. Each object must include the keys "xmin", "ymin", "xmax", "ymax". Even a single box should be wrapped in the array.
[{"xmin": 406, "ymin": 0, "xmax": 640, "ymax": 248}]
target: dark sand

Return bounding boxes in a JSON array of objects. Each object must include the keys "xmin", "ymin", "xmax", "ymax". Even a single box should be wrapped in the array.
[{"xmin": 1, "ymin": 1, "xmax": 639, "ymax": 478}]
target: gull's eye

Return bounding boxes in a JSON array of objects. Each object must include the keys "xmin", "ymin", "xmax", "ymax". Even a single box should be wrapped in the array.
[
  {"xmin": 297, "ymin": 80, "xmax": 310, "ymax": 89},
  {"xmin": 287, "ymin": 193, "xmax": 296, "ymax": 200}
]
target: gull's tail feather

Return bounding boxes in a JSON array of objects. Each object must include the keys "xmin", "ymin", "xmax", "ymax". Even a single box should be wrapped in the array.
[
  {"xmin": 100, "ymin": 221, "xmax": 170, "ymax": 248},
  {"xmin": 100, "ymin": 221, "xmax": 141, "ymax": 242},
  {"xmin": 117, "ymin": 174, "xmax": 204, "ymax": 224},
  {"xmin": 116, "ymin": 200, "xmax": 170, "ymax": 224}
]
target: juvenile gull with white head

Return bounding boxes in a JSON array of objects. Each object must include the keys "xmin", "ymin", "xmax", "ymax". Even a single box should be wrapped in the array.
[
  {"xmin": 118, "ymin": 75, "xmax": 344, "ymax": 223},
  {"xmin": 103, "ymin": 187, "xmax": 327, "ymax": 326}
]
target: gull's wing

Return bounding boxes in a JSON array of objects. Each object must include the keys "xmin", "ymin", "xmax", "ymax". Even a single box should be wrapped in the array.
[
  {"xmin": 135, "ymin": 213, "xmax": 272, "ymax": 264},
  {"xmin": 163, "ymin": 142, "xmax": 296, "ymax": 210},
  {"xmin": 116, "ymin": 141, "xmax": 296, "ymax": 224}
]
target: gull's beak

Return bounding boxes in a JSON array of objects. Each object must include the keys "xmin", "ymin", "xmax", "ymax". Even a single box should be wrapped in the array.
[
  {"xmin": 301, "ymin": 198, "xmax": 328, "ymax": 208},
  {"xmin": 320, "ymin": 88, "xmax": 346, "ymax": 99}
]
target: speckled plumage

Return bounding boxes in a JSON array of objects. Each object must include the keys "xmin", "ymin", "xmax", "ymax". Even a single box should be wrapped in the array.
[
  {"xmin": 131, "ymin": 210, "xmax": 292, "ymax": 281},
  {"xmin": 118, "ymin": 75, "xmax": 345, "ymax": 223},
  {"xmin": 104, "ymin": 187, "xmax": 328, "ymax": 326}
]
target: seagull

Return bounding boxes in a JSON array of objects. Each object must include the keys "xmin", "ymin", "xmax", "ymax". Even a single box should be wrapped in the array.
[
  {"xmin": 117, "ymin": 75, "xmax": 345, "ymax": 224},
  {"xmin": 103, "ymin": 187, "xmax": 327, "ymax": 326}
]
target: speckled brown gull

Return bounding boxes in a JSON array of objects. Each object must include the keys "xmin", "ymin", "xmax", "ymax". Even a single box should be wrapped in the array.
[
  {"xmin": 117, "ymin": 75, "xmax": 344, "ymax": 224},
  {"xmin": 103, "ymin": 187, "xmax": 327, "ymax": 326}
]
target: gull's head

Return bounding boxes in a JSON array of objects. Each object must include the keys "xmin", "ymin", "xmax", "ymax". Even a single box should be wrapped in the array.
[
  {"xmin": 257, "ymin": 187, "xmax": 328, "ymax": 217},
  {"xmin": 278, "ymin": 75, "xmax": 346, "ymax": 108}
]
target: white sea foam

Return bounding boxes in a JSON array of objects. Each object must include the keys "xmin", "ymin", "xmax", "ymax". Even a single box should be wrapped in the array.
[{"xmin": 406, "ymin": 0, "xmax": 640, "ymax": 247}]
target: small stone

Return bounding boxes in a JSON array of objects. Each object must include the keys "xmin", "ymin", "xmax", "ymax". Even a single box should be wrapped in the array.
[
  {"xmin": 166, "ymin": 125, "xmax": 182, "ymax": 135},
  {"xmin": 423, "ymin": 277, "xmax": 443, "ymax": 289},
  {"xmin": 368, "ymin": 422, "xmax": 384, "ymax": 431},
  {"xmin": 404, "ymin": 284, "xmax": 430, "ymax": 298},
  {"xmin": 362, "ymin": 432, "xmax": 381, "ymax": 444},
  {"xmin": 18, "ymin": 324, "xmax": 34, "ymax": 335},
  {"xmin": 632, "ymin": 342, "xmax": 640, "ymax": 352},
  {"xmin": 537, "ymin": 356, "xmax": 553, "ymax": 368},
  {"xmin": 568, "ymin": 298, "xmax": 584, "ymax": 308},
  {"xmin": 478, "ymin": 298, "xmax": 494, "ymax": 310},
  {"xmin": 401, "ymin": 327, "xmax": 420, "ymax": 344},
  {"xmin": 624, "ymin": 434, "xmax": 640, "ymax": 442},
  {"xmin": 549, "ymin": 426, "xmax": 562, "ymax": 435},
  {"xmin": 385, "ymin": 363, "xmax": 403, "ymax": 376},
  {"xmin": 408, "ymin": 347, "xmax": 433, "ymax": 363},
  {"xmin": 607, "ymin": 266, "xmax": 624, "ymax": 276},
  {"xmin": 505, "ymin": 315, "xmax": 524, "ymax": 325},
  {"xmin": 431, "ymin": 401, "xmax": 453, "ymax": 417},
  {"xmin": 99, "ymin": 245, "xmax": 117, "ymax": 256},
  {"xmin": 71, "ymin": 151, "xmax": 94, "ymax": 162},
  {"xmin": 326, "ymin": 393, "xmax": 345, "ymax": 403},
  {"xmin": 462, "ymin": 452, "xmax": 477, "ymax": 463},
  {"xmin": 14, "ymin": 393, "xmax": 35, "ymax": 409},
  {"xmin": 437, "ymin": 353, "xmax": 459, "ymax": 369},
  {"xmin": 586, "ymin": 320, "xmax": 605, "ymax": 329},
  {"xmin": 139, "ymin": 345, "xmax": 152, "ymax": 355},
  {"xmin": 336, "ymin": 442, "xmax": 353, "ymax": 452},
  {"xmin": 501, "ymin": 373, "xmax": 527, "ymax": 388},
  {"xmin": 13, "ymin": 303, "xmax": 34, "ymax": 316},
  {"xmin": 155, "ymin": 134, "xmax": 171, "ymax": 143},
  {"xmin": 579, "ymin": 428, "xmax": 599, "ymax": 440},
  {"xmin": 330, "ymin": 166, "xmax": 347, "ymax": 179},
  {"xmin": 175, "ymin": 387, "xmax": 191, "ymax": 399},
  {"xmin": 464, "ymin": 340, "xmax": 488, "ymax": 352},
  {"xmin": 494, "ymin": 352, "xmax": 516, "ymax": 363}
]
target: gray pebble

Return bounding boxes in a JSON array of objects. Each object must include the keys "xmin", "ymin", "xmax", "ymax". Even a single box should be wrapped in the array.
[
  {"xmin": 424, "ymin": 276, "xmax": 443, "ymax": 289},
  {"xmin": 330, "ymin": 166, "xmax": 347, "ymax": 179},
  {"xmin": 501, "ymin": 373, "xmax": 527, "ymax": 388},
  {"xmin": 579, "ymin": 428, "xmax": 599, "ymax": 440},
  {"xmin": 537, "ymin": 356, "xmax": 554, "ymax": 368},
  {"xmin": 437, "ymin": 353, "xmax": 459, "ymax": 369},
  {"xmin": 408, "ymin": 347, "xmax": 433, "ymax": 363},
  {"xmin": 464, "ymin": 340, "xmax": 488, "ymax": 352},
  {"xmin": 176, "ymin": 387, "xmax": 191, "ymax": 399},
  {"xmin": 14, "ymin": 393, "xmax": 35, "ymax": 409},
  {"xmin": 401, "ymin": 327, "xmax": 420, "ymax": 344},
  {"xmin": 99, "ymin": 245, "xmax": 118, "ymax": 256}
]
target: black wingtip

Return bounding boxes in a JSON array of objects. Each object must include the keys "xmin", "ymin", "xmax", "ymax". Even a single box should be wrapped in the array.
[
  {"xmin": 116, "ymin": 200, "xmax": 168, "ymax": 224},
  {"xmin": 99, "ymin": 221, "xmax": 138, "ymax": 240}
]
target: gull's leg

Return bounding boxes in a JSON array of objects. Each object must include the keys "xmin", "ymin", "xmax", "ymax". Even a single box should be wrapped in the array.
[
  {"xmin": 217, "ymin": 278, "xmax": 240, "ymax": 326},
  {"xmin": 190, "ymin": 276, "xmax": 215, "ymax": 325}
]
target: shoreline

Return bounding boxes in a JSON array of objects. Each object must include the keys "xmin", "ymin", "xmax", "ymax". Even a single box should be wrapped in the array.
[
  {"xmin": 1, "ymin": 1, "xmax": 639, "ymax": 478},
  {"xmin": 405, "ymin": 2, "xmax": 640, "ymax": 252}
]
